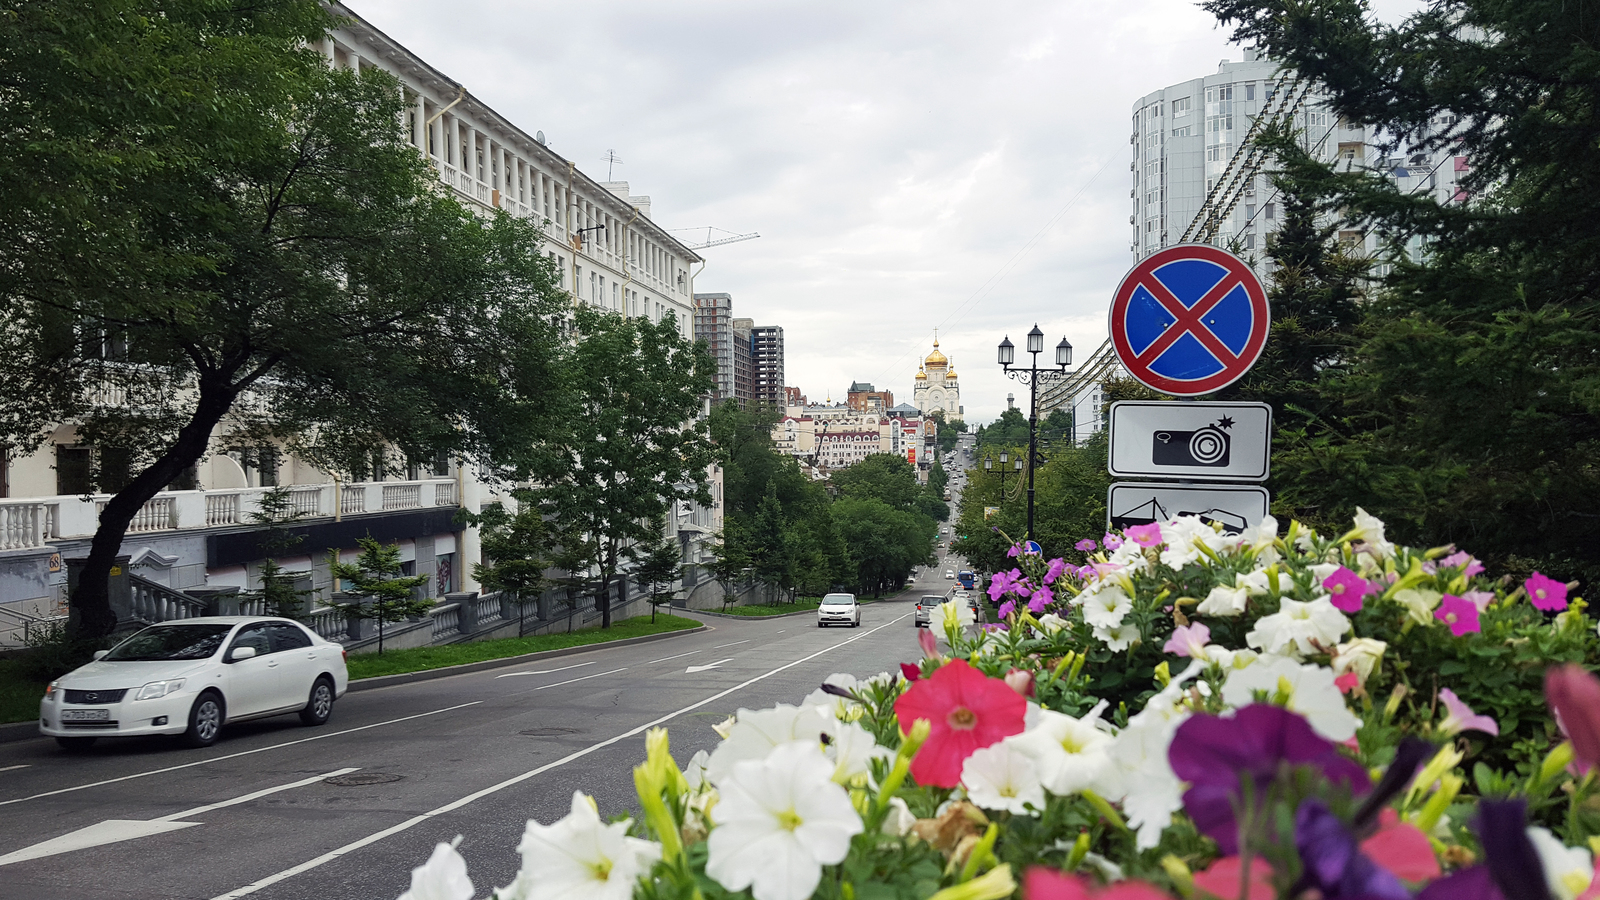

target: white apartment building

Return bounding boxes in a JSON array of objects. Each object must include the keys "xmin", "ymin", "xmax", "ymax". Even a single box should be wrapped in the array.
[
  {"xmin": 0, "ymin": 5, "xmax": 716, "ymax": 624},
  {"xmin": 771, "ymin": 404, "xmax": 930, "ymax": 475}
]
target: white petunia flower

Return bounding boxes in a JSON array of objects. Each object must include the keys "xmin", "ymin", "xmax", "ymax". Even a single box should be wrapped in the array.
[
  {"xmin": 881, "ymin": 796, "xmax": 916, "ymax": 836},
  {"xmin": 1159, "ymin": 517, "xmax": 1225, "ymax": 569},
  {"xmin": 1236, "ymin": 569, "xmax": 1294, "ymax": 596},
  {"xmin": 1221, "ymin": 656, "xmax": 1358, "ymax": 742},
  {"xmin": 1197, "ymin": 584, "xmax": 1250, "ymax": 617},
  {"xmin": 1093, "ymin": 622, "xmax": 1141, "ymax": 651},
  {"xmin": 498, "ymin": 792, "xmax": 661, "ymax": 900},
  {"xmin": 1082, "ymin": 584, "xmax": 1133, "ymax": 629},
  {"xmin": 961, "ymin": 741, "xmax": 1045, "ymax": 815},
  {"xmin": 705, "ymin": 704, "xmax": 830, "ymax": 784},
  {"xmin": 1236, "ymin": 515, "xmax": 1280, "ymax": 564},
  {"xmin": 1308, "ymin": 562, "xmax": 1342, "ymax": 585},
  {"xmin": 1330, "ymin": 638, "xmax": 1387, "ymax": 685},
  {"xmin": 1527, "ymin": 827, "xmax": 1595, "ymax": 900},
  {"xmin": 1245, "ymin": 597, "xmax": 1350, "ymax": 658},
  {"xmin": 706, "ymin": 741, "xmax": 864, "ymax": 900},
  {"xmin": 823, "ymin": 719, "xmax": 889, "ymax": 785},
  {"xmin": 1394, "ymin": 588, "xmax": 1443, "ymax": 627},
  {"xmin": 802, "ymin": 674, "xmax": 863, "ymax": 721},
  {"xmin": 1350, "ymin": 507, "xmax": 1396, "ymax": 560},
  {"xmin": 1036, "ymin": 613, "xmax": 1069, "ymax": 635},
  {"xmin": 684, "ymin": 749, "xmax": 712, "ymax": 791},
  {"xmin": 936, "ymin": 599, "xmax": 975, "ymax": 635},
  {"xmin": 399, "ymin": 838, "xmax": 473, "ymax": 900},
  {"xmin": 1008, "ymin": 708, "xmax": 1119, "ymax": 797}
]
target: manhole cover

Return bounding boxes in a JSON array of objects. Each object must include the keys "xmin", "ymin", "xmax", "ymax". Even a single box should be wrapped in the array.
[
  {"xmin": 324, "ymin": 772, "xmax": 404, "ymax": 786},
  {"xmin": 520, "ymin": 727, "xmax": 585, "ymax": 736}
]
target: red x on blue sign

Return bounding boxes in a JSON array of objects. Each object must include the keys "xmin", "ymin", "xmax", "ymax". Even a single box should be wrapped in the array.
[{"xmin": 1108, "ymin": 244, "xmax": 1270, "ymax": 396}]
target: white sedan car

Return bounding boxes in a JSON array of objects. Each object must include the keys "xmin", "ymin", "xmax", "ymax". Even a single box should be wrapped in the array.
[
  {"xmin": 816, "ymin": 593, "xmax": 861, "ymax": 628},
  {"xmin": 40, "ymin": 616, "xmax": 349, "ymax": 751}
]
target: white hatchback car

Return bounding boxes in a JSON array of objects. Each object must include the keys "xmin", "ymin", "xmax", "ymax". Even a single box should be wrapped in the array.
[
  {"xmin": 40, "ymin": 616, "xmax": 349, "ymax": 751},
  {"xmin": 816, "ymin": 593, "xmax": 861, "ymax": 628}
]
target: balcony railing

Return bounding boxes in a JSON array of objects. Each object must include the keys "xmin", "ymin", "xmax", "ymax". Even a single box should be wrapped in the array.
[{"xmin": 0, "ymin": 478, "xmax": 459, "ymax": 543}]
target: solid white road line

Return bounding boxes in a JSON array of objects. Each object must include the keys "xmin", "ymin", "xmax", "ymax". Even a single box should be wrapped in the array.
[
  {"xmin": 493, "ymin": 661, "xmax": 596, "ymax": 679},
  {"xmin": 0, "ymin": 702, "xmax": 482, "ymax": 808},
  {"xmin": 0, "ymin": 765, "xmax": 29, "ymax": 774},
  {"xmin": 210, "ymin": 611, "xmax": 912, "ymax": 900},
  {"xmin": 645, "ymin": 649, "xmax": 701, "ymax": 665},
  {"xmin": 0, "ymin": 768, "xmax": 361, "ymax": 867}
]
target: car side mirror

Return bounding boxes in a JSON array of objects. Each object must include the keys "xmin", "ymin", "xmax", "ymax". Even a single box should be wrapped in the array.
[
  {"xmin": 92, "ymin": 650, "xmax": 109, "ymax": 661},
  {"xmin": 229, "ymin": 645, "xmax": 257, "ymax": 662}
]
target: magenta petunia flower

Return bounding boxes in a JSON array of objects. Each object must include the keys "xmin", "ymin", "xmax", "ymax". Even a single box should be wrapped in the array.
[
  {"xmin": 1045, "ymin": 558, "xmax": 1068, "ymax": 585},
  {"xmin": 997, "ymin": 600, "xmax": 1016, "ymax": 620},
  {"xmin": 1028, "ymin": 586, "xmax": 1054, "ymax": 613},
  {"xmin": 1125, "ymin": 522, "xmax": 1163, "ymax": 547},
  {"xmin": 1525, "ymin": 571, "xmax": 1568, "ymax": 611},
  {"xmin": 1006, "ymin": 544, "xmax": 1021, "ymax": 558},
  {"xmin": 1434, "ymin": 594, "xmax": 1481, "ymax": 636},
  {"xmin": 1322, "ymin": 565, "xmax": 1378, "ymax": 614},
  {"xmin": 1101, "ymin": 531, "xmax": 1123, "ymax": 550},
  {"xmin": 1074, "ymin": 539, "xmax": 1097, "ymax": 552}
]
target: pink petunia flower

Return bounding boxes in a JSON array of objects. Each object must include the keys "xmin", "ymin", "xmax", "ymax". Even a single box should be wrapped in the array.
[
  {"xmin": 1546, "ymin": 665, "xmax": 1600, "ymax": 774},
  {"xmin": 1022, "ymin": 867, "xmax": 1173, "ymax": 900},
  {"xmin": 1335, "ymin": 672, "xmax": 1360, "ymax": 694},
  {"xmin": 1101, "ymin": 532, "xmax": 1124, "ymax": 551},
  {"xmin": 1125, "ymin": 522, "xmax": 1163, "ymax": 547},
  {"xmin": 1440, "ymin": 550, "xmax": 1485, "ymax": 578},
  {"xmin": 1006, "ymin": 544, "xmax": 1022, "ymax": 558},
  {"xmin": 899, "ymin": 662, "xmax": 921, "ymax": 683},
  {"xmin": 1162, "ymin": 622, "xmax": 1212, "ymax": 659},
  {"xmin": 997, "ymin": 600, "xmax": 1016, "ymax": 620},
  {"xmin": 1526, "ymin": 571, "xmax": 1569, "ymax": 611},
  {"xmin": 1074, "ymin": 539, "xmax": 1097, "ymax": 552},
  {"xmin": 1438, "ymin": 688, "xmax": 1498, "ymax": 737},
  {"xmin": 1360, "ymin": 808, "xmax": 1441, "ymax": 883},
  {"xmin": 1028, "ymin": 586, "xmax": 1054, "ymax": 613},
  {"xmin": 1322, "ymin": 565, "xmax": 1378, "ymax": 614},
  {"xmin": 1191, "ymin": 857, "xmax": 1275, "ymax": 900},
  {"xmin": 893, "ymin": 659, "xmax": 1027, "ymax": 788},
  {"xmin": 1434, "ymin": 594, "xmax": 1481, "ymax": 636},
  {"xmin": 1045, "ymin": 558, "xmax": 1068, "ymax": 584},
  {"xmin": 1463, "ymin": 590, "xmax": 1495, "ymax": 612}
]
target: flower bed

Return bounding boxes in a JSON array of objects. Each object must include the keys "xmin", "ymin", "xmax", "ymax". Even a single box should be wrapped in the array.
[{"xmin": 394, "ymin": 511, "xmax": 1600, "ymax": 900}]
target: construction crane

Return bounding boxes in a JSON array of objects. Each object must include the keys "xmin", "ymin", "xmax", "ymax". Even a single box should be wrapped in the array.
[{"xmin": 669, "ymin": 226, "xmax": 761, "ymax": 251}]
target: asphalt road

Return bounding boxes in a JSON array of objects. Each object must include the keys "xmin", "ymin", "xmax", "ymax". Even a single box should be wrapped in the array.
[{"xmin": 0, "ymin": 561, "xmax": 970, "ymax": 900}]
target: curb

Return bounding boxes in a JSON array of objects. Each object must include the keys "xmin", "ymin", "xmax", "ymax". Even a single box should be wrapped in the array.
[
  {"xmin": 694, "ymin": 591, "xmax": 916, "ymax": 621},
  {"xmin": 346, "ymin": 623, "xmax": 710, "ymax": 693}
]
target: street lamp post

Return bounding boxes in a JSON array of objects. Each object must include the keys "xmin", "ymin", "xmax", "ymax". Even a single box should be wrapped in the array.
[{"xmin": 998, "ymin": 325, "xmax": 1072, "ymax": 541}]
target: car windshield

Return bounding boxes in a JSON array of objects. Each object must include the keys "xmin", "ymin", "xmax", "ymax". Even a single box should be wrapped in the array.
[
  {"xmin": 104, "ymin": 624, "xmax": 233, "ymax": 661},
  {"xmin": 821, "ymin": 595, "xmax": 854, "ymax": 606}
]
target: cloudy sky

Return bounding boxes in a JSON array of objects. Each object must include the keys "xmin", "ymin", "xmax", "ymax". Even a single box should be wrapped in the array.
[{"xmin": 359, "ymin": 0, "xmax": 1418, "ymax": 425}]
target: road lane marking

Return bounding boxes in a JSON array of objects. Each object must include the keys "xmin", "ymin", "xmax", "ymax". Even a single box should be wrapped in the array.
[
  {"xmin": 210, "ymin": 611, "xmax": 913, "ymax": 900},
  {"xmin": 494, "ymin": 661, "xmax": 596, "ymax": 679},
  {"xmin": 646, "ymin": 649, "xmax": 701, "ymax": 665},
  {"xmin": 524, "ymin": 667, "xmax": 627, "ymax": 691},
  {"xmin": 713, "ymin": 640, "xmax": 749, "ymax": 648},
  {"xmin": 0, "ymin": 768, "xmax": 359, "ymax": 866},
  {"xmin": 0, "ymin": 765, "xmax": 28, "ymax": 773},
  {"xmin": 685, "ymin": 658, "xmax": 733, "ymax": 674},
  {"xmin": 0, "ymin": 702, "xmax": 481, "ymax": 808}
]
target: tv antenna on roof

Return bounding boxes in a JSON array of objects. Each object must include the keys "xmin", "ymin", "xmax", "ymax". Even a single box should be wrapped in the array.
[{"xmin": 602, "ymin": 149, "xmax": 624, "ymax": 180}]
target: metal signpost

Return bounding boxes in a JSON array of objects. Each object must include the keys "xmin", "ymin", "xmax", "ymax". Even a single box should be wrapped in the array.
[{"xmin": 1105, "ymin": 245, "xmax": 1273, "ymax": 534}]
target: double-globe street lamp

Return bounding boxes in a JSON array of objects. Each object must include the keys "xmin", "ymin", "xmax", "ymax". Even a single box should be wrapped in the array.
[
  {"xmin": 997, "ymin": 325, "xmax": 1072, "ymax": 540},
  {"xmin": 983, "ymin": 451, "xmax": 1024, "ymax": 504}
]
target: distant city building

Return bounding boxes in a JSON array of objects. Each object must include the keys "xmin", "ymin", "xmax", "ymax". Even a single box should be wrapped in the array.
[
  {"xmin": 784, "ymin": 386, "xmax": 807, "ymax": 408},
  {"xmin": 912, "ymin": 338, "xmax": 962, "ymax": 420},
  {"xmin": 731, "ymin": 318, "xmax": 754, "ymax": 404},
  {"xmin": 771, "ymin": 401, "xmax": 931, "ymax": 481},
  {"xmin": 693, "ymin": 293, "xmax": 736, "ymax": 401},
  {"xmin": 751, "ymin": 325, "xmax": 784, "ymax": 406},
  {"xmin": 846, "ymin": 382, "xmax": 894, "ymax": 414}
]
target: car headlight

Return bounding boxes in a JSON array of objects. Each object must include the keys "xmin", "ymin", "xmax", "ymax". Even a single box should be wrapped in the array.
[
  {"xmin": 134, "ymin": 679, "xmax": 186, "ymax": 700},
  {"xmin": 44, "ymin": 680, "xmax": 59, "ymax": 701}
]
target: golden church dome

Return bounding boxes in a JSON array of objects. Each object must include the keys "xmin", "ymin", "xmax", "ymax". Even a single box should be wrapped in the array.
[
  {"xmin": 924, "ymin": 338, "xmax": 948, "ymax": 368},
  {"xmin": 946, "ymin": 367, "xmax": 958, "ymax": 379},
  {"xmin": 915, "ymin": 367, "xmax": 927, "ymax": 380}
]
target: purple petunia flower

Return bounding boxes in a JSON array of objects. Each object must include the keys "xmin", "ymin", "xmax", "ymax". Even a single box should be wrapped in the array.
[
  {"xmin": 1169, "ymin": 705, "xmax": 1369, "ymax": 853},
  {"xmin": 997, "ymin": 600, "xmax": 1016, "ymax": 620},
  {"xmin": 1028, "ymin": 586, "xmax": 1053, "ymax": 613},
  {"xmin": 1294, "ymin": 799, "xmax": 1409, "ymax": 900},
  {"xmin": 1477, "ymin": 799, "xmax": 1549, "ymax": 900},
  {"xmin": 987, "ymin": 569, "xmax": 1017, "ymax": 603},
  {"xmin": 1045, "ymin": 558, "xmax": 1068, "ymax": 585},
  {"xmin": 1322, "ymin": 565, "xmax": 1378, "ymax": 614},
  {"xmin": 1006, "ymin": 544, "xmax": 1021, "ymax": 558},
  {"xmin": 1125, "ymin": 522, "xmax": 1163, "ymax": 547},
  {"xmin": 1441, "ymin": 550, "xmax": 1486, "ymax": 579},
  {"xmin": 1074, "ymin": 539, "xmax": 1097, "ymax": 552},
  {"xmin": 1415, "ymin": 866, "xmax": 1502, "ymax": 900}
]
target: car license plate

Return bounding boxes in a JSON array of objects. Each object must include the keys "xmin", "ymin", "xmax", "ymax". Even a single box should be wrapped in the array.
[{"xmin": 61, "ymin": 709, "xmax": 110, "ymax": 722}]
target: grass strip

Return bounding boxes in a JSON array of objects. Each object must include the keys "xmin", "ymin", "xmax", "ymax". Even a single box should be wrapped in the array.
[
  {"xmin": 0, "ymin": 660, "xmax": 46, "ymax": 725},
  {"xmin": 345, "ymin": 613, "xmax": 700, "ymax": 680}
]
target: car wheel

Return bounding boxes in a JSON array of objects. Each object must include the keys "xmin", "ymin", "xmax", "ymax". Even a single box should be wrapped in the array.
[
  {"xmin": 55, "ymin": 736, "xmax": 97, "ymax": 752},
  {"xmin": 183, "ymin": 691, "xmax": 224, "ymax": 748},
  {"xmin": 299, "ymin": 676, "xmax": 335, "ymax": 727}
]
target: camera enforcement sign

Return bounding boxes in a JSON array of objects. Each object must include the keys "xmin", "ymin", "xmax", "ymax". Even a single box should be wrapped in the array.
[
  {"xmin": 1109, "ymin": 244, "xmax": 1269, "ymax": 396},
  {"xmin": 1107, "ymin": 401, "xmax": 1272, "ymax": 481}
]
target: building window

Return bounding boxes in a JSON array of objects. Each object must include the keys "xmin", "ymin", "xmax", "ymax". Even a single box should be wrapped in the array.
[
  {"xmin": 57, "ymin": 445, "xmax": 93, "ymax": 496},
  {"xmin": 431, "ymin": 450, "xmax": 451, "ymax": 477},
  {"xmin": 1172, "ymin": 97, "xmax": 1191, "ymax": 116},
  {"xmin": 1245, "ymin": 83, "xmax": 1255, "ymax": 101},
  {"xmin": 1265, "ymin": 202, "xmax": 1276, "ymax": 220},
  {"xmin": 1172, "ymin": 125, "xmax": 1192, "ymax": 137},
  {"xmin": 1244, "ymin": 234, "xmax": 1256, "ymax": 250}
]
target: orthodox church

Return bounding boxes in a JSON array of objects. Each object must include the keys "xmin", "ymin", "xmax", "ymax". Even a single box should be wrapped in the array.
[{"xmin": 913, "ymin": 336, "xmax": 962, "ymax": 419}]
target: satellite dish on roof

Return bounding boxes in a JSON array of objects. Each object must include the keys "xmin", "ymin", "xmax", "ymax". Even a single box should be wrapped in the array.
[{"xmin": 535, "ymin": 131, "xmax": 546, "ymax": 145}]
